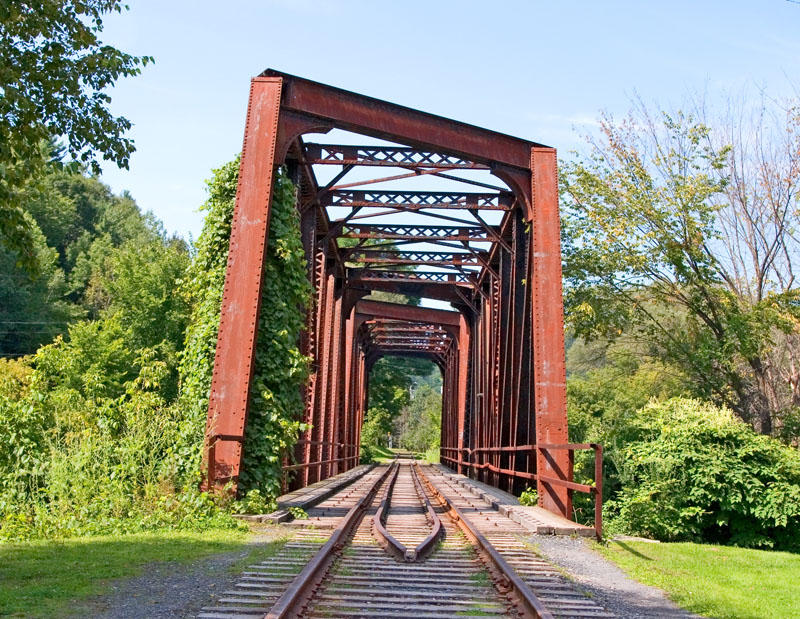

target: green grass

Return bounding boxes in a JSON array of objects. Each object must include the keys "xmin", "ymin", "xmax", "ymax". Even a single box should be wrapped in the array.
[
  {"xmin": 370, "ymin": 444, "xmax": 396, "ymax": 462},
  {"xmin": 0, "ymin": 528, "xmax": 287, "ymax": 618},
  {"xmin": 596, "ymin": 540, "xmax": 800, "ymax": 618},
  {"xmin": 422, "ymin": 445, "xmax": 439, "ymax": 463}
]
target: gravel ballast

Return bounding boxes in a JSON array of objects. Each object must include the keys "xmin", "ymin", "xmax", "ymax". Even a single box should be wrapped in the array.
[{"xmin": 530, "ymin": 534, "xmax": 700, "ymax": 618}]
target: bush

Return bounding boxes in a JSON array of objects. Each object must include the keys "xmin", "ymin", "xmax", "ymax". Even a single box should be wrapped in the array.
[
  {"xmin": 0, "ymin": 157, "xmax": 310, "ymax": 540},
  {"xmin": 0, "ymin": 341, "xmax": 243, "ymax": 540},
  {"xmin": 605, "ymin": 398, "xmax": 800, "ymax": 550},
  {"xmin": 519, "ymin": 487, "xmax": 538, "ymax": 506}
]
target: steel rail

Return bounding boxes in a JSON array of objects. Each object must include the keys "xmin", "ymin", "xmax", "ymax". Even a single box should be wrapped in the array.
[
  {"xmin": 371, "ymin": 461, "xmax": 409, "ymax": 561},
  {"xmin": 408, "ymin": 460, "xmax": 444, "ymax": 561},
  {"xmin": 372, "ymin": 461, "xmax": 445, "ymax": 563},
  {"xmin": 415, "ymin": 463, "xmax": 555, "ymax": 619},
  {"xmin": 265, "ymin": 463, "xmax": 397, "ymax": 619}
]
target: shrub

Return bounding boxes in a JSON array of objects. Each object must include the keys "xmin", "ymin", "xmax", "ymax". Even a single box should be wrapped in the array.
[
  {"xmin": 519, "ymin": 487, "xmax": 538, "ymax": 506},
  {"xmin": 605, "ymin": 398, "xmax": 800, "ymax": 550},
  {"xmin": 0, "ymin": 342, "xmax": 243, "ymax": 540},
  {"xmin": 176, "ymin": 158, "xmax": 240, "ymax": 481}
]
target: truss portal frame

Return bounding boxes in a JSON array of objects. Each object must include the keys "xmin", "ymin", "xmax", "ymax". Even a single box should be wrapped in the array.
[{"xmin": 204, "ymin": 70, "xmax": 571, "ymax": 518}]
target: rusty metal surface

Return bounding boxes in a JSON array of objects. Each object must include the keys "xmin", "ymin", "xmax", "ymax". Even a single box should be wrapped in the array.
[
  {"xmin": 323, "ymin": 189, "xmax": 514, "ymax": 210},
  {"xmin": 204, "ymin": 77, "xmax": 282, "ymax": 488},
  {"xmin": 265, "ymin": 69, "xmax": 544, "ymax": 169},
  {"xmin": 203, "ymin": 69, "xmax": 591, "ymax": 535},
  {"xmin": 530, "ymin": 148, "xmax": 570, "ymax": 516}
]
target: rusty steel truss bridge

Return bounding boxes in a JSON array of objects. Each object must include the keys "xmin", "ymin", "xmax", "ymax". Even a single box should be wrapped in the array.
[{"xmin": 203, "ymin": 70, "xmax": 602, "ymax": 525}]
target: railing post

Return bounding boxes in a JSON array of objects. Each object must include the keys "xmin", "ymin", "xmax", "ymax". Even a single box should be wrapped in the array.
[
  {"xmin": 568, "ymin": 447, "xmax": 575, "ymax": 518},
  {"xmin": 594, "ymin": 443, "xmax": 603, "ymax": 540},
  {"xmin": 206, "ymin": 438, "xmax": 216, "ymax": 492}
]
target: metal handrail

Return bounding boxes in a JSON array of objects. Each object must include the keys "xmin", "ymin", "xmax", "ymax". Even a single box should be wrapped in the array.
[{"xmin": 440, "ymin": 442, "xmax": 604, "ymax": 540}]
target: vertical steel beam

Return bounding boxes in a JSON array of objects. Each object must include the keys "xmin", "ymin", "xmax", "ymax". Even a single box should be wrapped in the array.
[
  {"xmin": 204, "ymin": 77, "xmax": 283, "ymax": 489},
  {"xmin": 328, "ymin": 290, "xmax": 344, "ymax": 476},
  {"xmin": 342, "ymin": 307, "xmax": 355, "ymax": 472},
  {"xmin": 456, "ymin": 313, "xmax": 470, "ymax": 475},
  {"xmin": 313, "ymin": 269, "xmax": 336, "ymax": 483},
  {"xmin": 530, "ymin": 147, "xmax": 570, "ymax": 516},
  {"xmin": 510, "ymin": 210, "xmax": 529, "ymax": 494}
]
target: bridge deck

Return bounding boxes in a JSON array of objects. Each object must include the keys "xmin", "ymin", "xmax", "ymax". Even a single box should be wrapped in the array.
[
  {"xmin": 433, "ymin": 464, "xmax": 595, "ymax": 537},
  {"xmin": 241, "ymin": 462, "xmax": 593, "ymax": 537}
]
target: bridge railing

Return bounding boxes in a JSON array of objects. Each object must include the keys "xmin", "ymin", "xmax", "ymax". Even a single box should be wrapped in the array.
[
  {"xmin": 207, "ymin": 436, "xmax": 361, "ymax": 493},
  {"xmin": 440, "ymin": 443, "xmax": 603, "ymax": 540},
  {"xmin": 282, "ymin": 440, "xmax": 360, "ymax": 488}
]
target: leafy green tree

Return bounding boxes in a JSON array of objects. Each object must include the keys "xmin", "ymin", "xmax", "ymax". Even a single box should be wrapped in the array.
[
  {"xmin": 395, "ymin": 383, "xmax": 442, "ymax": 453},
  {"xmin": 0, "ymin": 215, "xmax": 80, "ymax": 356},
  {"xmin": 1, "ymin": 164, "xmax": 180, "ymax": 357},
  {"xmin": 0, "ymin": 0, "xmax": 151, "ymax": 269},
  {"xmin": 562, "ymin": 97, "xmax": 800, "ymax": 436},
  {"xmin": 565, "ymin": 336, "xmax": 690, "ymax": 519},
  {"xmin": 361, "ymin": 406, "xmax": 393, "ymax": 449},
  {"xmin": 102, "ymin": 238, "xmax": 189, "ymax": 348},
  {"xmin": 368, "ymin": 356, "xmax": 431, "ymax": 419}
]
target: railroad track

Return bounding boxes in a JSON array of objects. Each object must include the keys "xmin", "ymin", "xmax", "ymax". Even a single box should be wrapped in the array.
[{"xmin": 200, "ymin": 460, "xmax": 614, "ymax": 619}]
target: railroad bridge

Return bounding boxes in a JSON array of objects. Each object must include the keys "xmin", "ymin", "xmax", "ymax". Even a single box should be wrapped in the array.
[{"xmin": 204, "ymin": 70, "xmax": 600, "ymax": 524}]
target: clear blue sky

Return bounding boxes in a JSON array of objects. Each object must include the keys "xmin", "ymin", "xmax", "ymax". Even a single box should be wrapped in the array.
[{"xmin": 98, "ymin": 1, "xmax": 800, "ymax": 241}]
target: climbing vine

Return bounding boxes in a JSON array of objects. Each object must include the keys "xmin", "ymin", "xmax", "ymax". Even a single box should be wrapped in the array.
[
  {"xmin": 176, "ymin": 157, "xmax": 239, "ymax": 481},
  {"xmin": 239, "ymin": 171, "xmax": 312, "ymax": 496},
  {"xmin": 177, "ymin": 157, "xmax": 311, "ymax": 499}
]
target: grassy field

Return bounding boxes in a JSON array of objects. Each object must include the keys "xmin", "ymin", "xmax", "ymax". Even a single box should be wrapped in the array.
[
  {"xmin": 368, "ymin": 445, "xmax": 440, "ymax": 463},
  {"xmin": 0, "ymin": 527, "xmax": 288, "ymax": 617},
  {"xmin": 370, "ymin": 444, "xmax": 397, "ymax": 462},
  {"xmin": 597, "ymin": 540, "xmax": 800, "ymax": 618}
]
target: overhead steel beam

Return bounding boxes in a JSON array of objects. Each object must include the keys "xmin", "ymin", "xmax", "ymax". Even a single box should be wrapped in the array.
[
  {"xmin": 266, "ymin": 69, "xmax": 543, "ymax": 169},
  {"xmin": 340, "ymin": 224, "xmax": 490, "ymax": 242},
  {"xmin": 346, "ymin": 250, "xmax": 483, "ymax": 267},
  {"xmin": 323, "ymin": 190, "xmax": 513, "ymax": 211},
  {"xmin": 350, "ymin": 269, "xmax": 476, "ymax": 285},
  {"xmin": 304, "ymin": 143, "xmax": 488, "ymax": 169},
  {"xmin": 355, "ymin": 299, "xmax": 463, "ymax": 327}
]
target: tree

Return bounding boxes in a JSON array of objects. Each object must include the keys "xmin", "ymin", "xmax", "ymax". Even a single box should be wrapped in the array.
[
  {"xmin": 368, "ymin": 355, "xmax": 431, "ymax": 419},
  {"xmin": 562, "ymin": 94, "xmax": 800, "ymax": 436},
  {"xmin": 0, "ymin": 215, "xmax": 80, "ymax": 356},
  {"xmin": 395, "ymin": 382, "xmax": 442, "ymax": 453},
  {"xmin": 0, "ymin": 163, "xmax": 177, "ymax": 357},
  {"xmin": 0, "ymin": 1, "xmax": 151, "ymax": 268}
]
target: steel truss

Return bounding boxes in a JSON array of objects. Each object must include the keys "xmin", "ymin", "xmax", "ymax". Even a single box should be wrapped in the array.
[{"xmin": 204, "ymin": 70, "xmax": 577, "ymax": 520}]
